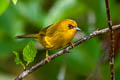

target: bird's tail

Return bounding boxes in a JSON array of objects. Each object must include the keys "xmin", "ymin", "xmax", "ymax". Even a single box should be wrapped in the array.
[{"xmin": 16, "ymin": 34, "xmax": 38, "ymax": 39}]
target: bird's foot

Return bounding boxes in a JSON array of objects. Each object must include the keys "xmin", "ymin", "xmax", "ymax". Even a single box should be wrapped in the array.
[
  {"xmin": 69, "ymin": 42, "xmax": 74, "ymax": 48},
  {"xmin": 46, "ymin": 55, "xmax": 51, "ymax": 62},
  {"xmin": 46, "ymin": 50, "xmax": 51, "ymax": 62}
]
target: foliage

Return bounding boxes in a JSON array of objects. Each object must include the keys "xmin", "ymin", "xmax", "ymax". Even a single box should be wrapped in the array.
[
  {"xmin": 0, "ymin": 0, "xmax": 9, "ymax": 15},
  {"xmin": 23, "ymin": 41, "xmax": 37, "ymax": 65},
  {"xmin": 13, "ymin": 41, "xmax": 37, "ymax": 69},
  {"xmin": 12, "ymin": 0, "xmax": 18, "ymax": 5},
  {"xmin": 13, "ymin": 51, "xmax": 25, "ymax": 69}
]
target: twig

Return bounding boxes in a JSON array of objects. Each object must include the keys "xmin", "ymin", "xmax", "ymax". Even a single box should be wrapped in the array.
[
  {"xmin": 105, "ymin": 0, "xmax": 115, "ymax": 80},
  {"xmin": 15, "ymin": 24, "xmax": 120, "ymax": 80}
]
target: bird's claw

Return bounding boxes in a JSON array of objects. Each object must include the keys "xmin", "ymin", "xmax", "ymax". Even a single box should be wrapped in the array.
[
  {"xmin": 46, "ymin": 55, "xmax": 50, "ymax": 62},
  {"xmin": 69, "ymin": 42, "xmax": 74, "ymax": 48}
]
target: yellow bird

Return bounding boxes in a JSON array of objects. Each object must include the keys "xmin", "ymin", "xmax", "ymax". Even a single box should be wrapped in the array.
[{"xmin": 16, "ymin": 19, "xmax": 80, "ymax": 62}]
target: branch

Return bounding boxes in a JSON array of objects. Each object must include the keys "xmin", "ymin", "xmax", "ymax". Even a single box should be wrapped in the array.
[
  {"xmin": 15, "ymin": 24, "xmax": 120, "ymax": 80},
  {"xmin": 105, "ymin": 0, "xmax": 115, "ymax": 80}
]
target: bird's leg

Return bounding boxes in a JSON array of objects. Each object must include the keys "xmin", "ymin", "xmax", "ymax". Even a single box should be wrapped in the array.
[
  {"xmin": 69, "ymin": 42, "xmax": 74, "ymax": 48},
  {"xmin": 46, "ymin": 49, "xmax": 50, "ymax": 62}
]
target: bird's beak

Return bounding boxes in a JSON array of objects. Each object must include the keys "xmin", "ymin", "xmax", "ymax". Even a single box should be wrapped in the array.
[{"xmin": 75, "ymin": 27, "xmax": 81, "ymax": 31}]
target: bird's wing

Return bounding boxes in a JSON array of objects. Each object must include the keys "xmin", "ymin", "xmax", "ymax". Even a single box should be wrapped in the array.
[
  {"xmin": 38, "ymin": 24, "xmax": 58, "ymax": 48},
  {"xmin": 39, "ymin": 25, "xmax": 51, "ymax": 36},
  {"xmin": 46, "ymin": 22, "xmax": 60, "ymax": 37},
  {"xmin": 39, "ymin": 21, "xmax": 61, "ymax": 37}
]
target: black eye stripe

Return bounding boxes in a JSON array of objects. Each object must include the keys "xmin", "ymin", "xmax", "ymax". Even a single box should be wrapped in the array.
[{"xmin": 68, "ymin": 24, "xmax": 74, "ymax": 29}]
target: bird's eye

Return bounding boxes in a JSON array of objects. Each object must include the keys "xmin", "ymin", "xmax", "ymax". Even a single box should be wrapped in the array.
[{"xmin": 68, "ymin": 24, "xmax": 74, "ymax": 29}]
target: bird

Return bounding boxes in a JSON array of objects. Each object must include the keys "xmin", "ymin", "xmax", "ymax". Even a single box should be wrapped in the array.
[{"xmin": 16, "ymin": 19, "xmax": 80, "ymax": 62}]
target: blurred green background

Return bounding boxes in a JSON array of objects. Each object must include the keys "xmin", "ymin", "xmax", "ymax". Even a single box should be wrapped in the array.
[{"xmin": 0, "ymin": 0, "xmax": 120, "ymax": 80}]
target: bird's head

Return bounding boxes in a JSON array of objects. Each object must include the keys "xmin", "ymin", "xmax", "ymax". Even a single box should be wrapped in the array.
[{"xmin": 59, "ymin": 19, "xmax": 80, "ymax": 31}]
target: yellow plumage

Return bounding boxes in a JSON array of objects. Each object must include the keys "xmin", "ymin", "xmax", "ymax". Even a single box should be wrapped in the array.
[{"xmin": 16, "ymin": 19, "xmax": 80, "ymax": 62}]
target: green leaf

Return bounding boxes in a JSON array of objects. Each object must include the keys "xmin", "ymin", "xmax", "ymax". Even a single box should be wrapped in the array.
[
  {"xmin": 0, "ymin": 0, "xmax": 9, "ymax": 15},
  {"xmin": 13, "ymin": 51, "xmax": 25, "ymax": 69},
  {"xmin": 23, "ymin": 41, "xmax": 37, "ymax": 65},
  {"xmin": 12, "ymin": 0, "xmax": 18, "ymax": 5}
]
